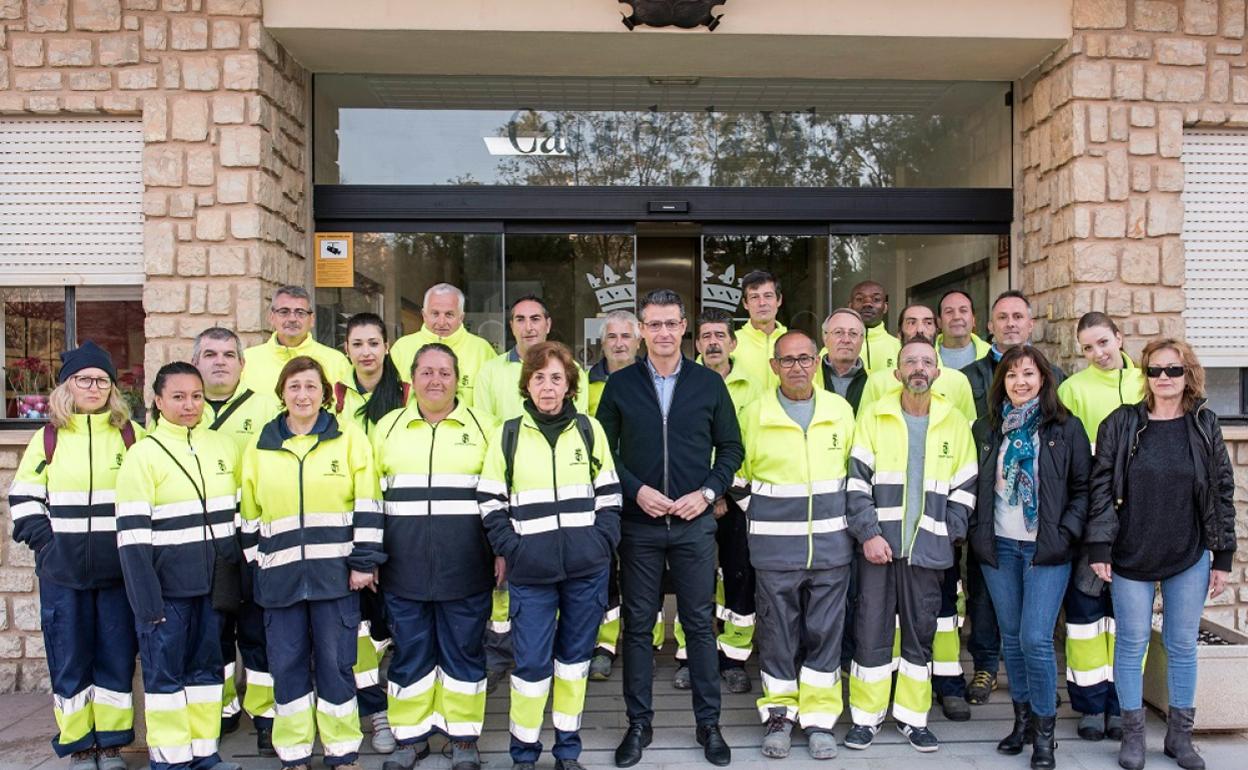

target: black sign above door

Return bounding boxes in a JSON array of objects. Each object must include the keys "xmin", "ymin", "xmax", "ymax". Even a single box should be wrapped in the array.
[{"xmin": 620, "ymin": 1, "xmax": 726, "ymax": 30}]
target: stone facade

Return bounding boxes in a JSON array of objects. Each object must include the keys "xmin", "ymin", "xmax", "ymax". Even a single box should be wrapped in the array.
[
  {"xmin": 1017, "ymin": 0, "xmax": 1248, "ymax": 631},
  {"xmin": 0, "ymin": 0, "xmax": 309, "ymax": 692}
]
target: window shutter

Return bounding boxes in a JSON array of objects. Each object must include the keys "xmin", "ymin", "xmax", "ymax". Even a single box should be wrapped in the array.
[
  {"xmin": 1180, "ymin": 128, "xmax": 1248, "ymax": 367},
  {"xmin": 0, "ymin": 117, "xmax": 144, "ymax": 287}
]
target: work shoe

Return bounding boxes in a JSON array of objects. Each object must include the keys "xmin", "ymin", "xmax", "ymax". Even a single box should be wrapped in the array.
[
  {"xmin": 220, "ymin": 713, "xmax": 241, "ymax": 735},
  {"xmin": 512, "ymin": 764, "xmax": 535, "ymax": 770},
  {"xmin": 208, "ymin": 763, "xmax": 243, "ymax": 770},
  {"xmin": 1079, "ymin": 712, "xmax": 1106, "ymax": 741},
  {"xmin": 843, "ymin": 723, "xmax": 878, "ymax": 750},
  {"xmin": 1163, "ymin": 707, "xmax": 1204, "ymax": 770},
  {"xmin": 383, "ymin": 743, "xmax": 431, "ymax": 770},
  {"xmin": 257, "ymin": 727, "xmax": 276, "ymax": 757},
  {"xmin": 760, "ymin": 708, "xmax": 793, "ymax": 758},
  {"xmin": 96, "ymin": 748, "xmax": 126, "ymax": 770},
  {"xmin": 939, "ymin": 694, "xmax": 972, "ymax": 722},
  {"xmin": 614, "ymin": 722, "xmax": 653, "ymax": 768},
  {"xmin": 589, "ymin": 653, "xmax": 613, "ymax": 681},
  {"xmin": 1106, "ymin": 714, "xmax": 1124, "ymax": 741},
  {"xmin": 807, "ymin": 729, "xmax": 838, "ymax": 760},
  {"xmin": 371, "ymin": 710, "xmax": 397, "ymax": 754},
  {"xmin": 897, "ymin": 722, "xmax": 940, "ymax": 753},
  {"xmin": 966, "ymin": 670, "xmax": 998, "ymax": 704},
  {"xmin": 721, "ymin": 666, "xmax": 751, "ymax": 694},
  {"xmin": 555, "ymin": 760, "xmax": 587, "ymax": 770},
  {"xmin": 69, "ymin": 751, "xmax": 98, "ymax": 770},
  {"xmin": 672, "ymin": 664, "xmax": 692, "ymax": 690},
  {"xmin": 487, "ymin": 668, "xmax": 508, "ymax": 694},
  {"xmin": 1118, "ymin": 708, "xmax": 1147, "ymax": 770},
  {"xmin": 452, "ymin": 740, "xmax": 482, "ymax": 770}
]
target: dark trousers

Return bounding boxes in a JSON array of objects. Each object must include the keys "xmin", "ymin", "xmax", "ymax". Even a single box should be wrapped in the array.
[
  {"xmin": 384, "ymin": 590, "xmax": 491, "ymax": 744},
  {"xmin": 265, "ymin": 595, "xmax": 362, "ymax": 768},
  {"xmin": 508, "ymin": 570, "xmax": 608, "ymax": 763},
  {"xmin": 966, "ymin": 546, "xmax": 1001, "ymax": 673},
  {"xmin": 40, "ymin": 580, "xmax": 137, "ymax": 757},
  {"xmin": 839, "ymin": 555, "xmax": 859, "ymax": 669},
  {"xmin": 219, "ymin": 598, "xmax": 272, "ymax": 730},
  {"xmin": 715, "ymin": 499, "xmax": 755, "ymax": 669},
  {"xmin": 933, "ymin": 558, "xmax": 967, "ymax": 697},
  {"xmin": 137, "ymin": 595, "xmax": 223, "ymax": 770},
  {"xmin": 620, "ymin": 514, "xmax": 720, "ymax": 726},
  {"xmin": 1064, "ymin": 581, "xmax": 1120, "ymax": 716}
]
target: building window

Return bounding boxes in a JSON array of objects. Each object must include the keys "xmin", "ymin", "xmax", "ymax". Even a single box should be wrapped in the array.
[
  {"xmin": 1180, "ymin": 129, "xmax": 1248, "ymax": 419},
  {"xmin": 1, "ymin": 117, "xmax": 146, "ymax": 424}
]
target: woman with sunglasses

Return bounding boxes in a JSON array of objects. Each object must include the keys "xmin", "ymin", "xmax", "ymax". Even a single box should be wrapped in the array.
[{"xmin": 1086, "ymin": 339, "xmax": 1236, "ymax": 770}]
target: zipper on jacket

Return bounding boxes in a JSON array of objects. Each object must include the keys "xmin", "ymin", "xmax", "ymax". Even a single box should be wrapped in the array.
[
  {"xmin": 662, "ymin": 413, "xmax": 670, "ymax": 531},
  {"xmin": 427, "ymin": 422, "xmax": 439, "ymax": 582},
  {"xmin": 276, "ymin": 444, "xmax": 310, "ymax": 599},
  {"xmin": 803, "ymin": 427, "xmax": 814, "ymax": 570},
  {"xmin": 86, "ymin": 414, "xmax": 94, "ymax": 581}
]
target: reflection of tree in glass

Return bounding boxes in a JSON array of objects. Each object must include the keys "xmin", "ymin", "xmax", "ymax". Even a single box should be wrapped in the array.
[{"xmin": 489, "ymin": 108, "xmax": 948, "ymax": 188}]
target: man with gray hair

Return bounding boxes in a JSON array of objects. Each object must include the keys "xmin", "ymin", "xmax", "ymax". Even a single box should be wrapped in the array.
[
  {"xmin": 240, "ymin": 285, "xmax": 352, "ymax": 395},
  {"xmin": 390, "ymin": 283, "xmax": 498, "ymax": 407},
  {"xmin": 192, "ymin": 327, "xmax": 282, "ymax": 756},
  {"xmin": 814, "ymin": 308, "xmax": 869, "ymax": 413},
  {"xmin": 587, "ymin": 309, "xmax": 641, "ymax": 416}
]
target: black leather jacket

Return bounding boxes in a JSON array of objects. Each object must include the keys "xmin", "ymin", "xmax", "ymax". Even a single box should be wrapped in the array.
[
  {"xmin": 1085, "ymin": 400, "xmax": 1237, "ymax": 571},
  {"xmin": 969, "ymin": 413, "xmax": 1092, "ymax": 568}
]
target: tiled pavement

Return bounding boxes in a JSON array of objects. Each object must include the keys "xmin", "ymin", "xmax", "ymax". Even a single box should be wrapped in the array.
[{"xmin": 2, "ymin": 654, "xmax": 1245, "ymax": 770}]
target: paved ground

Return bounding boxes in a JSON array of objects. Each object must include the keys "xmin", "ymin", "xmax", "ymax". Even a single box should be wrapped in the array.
[{"xmin": 2, "ymin": 653, "xmax": 1245, "ymax": 770}]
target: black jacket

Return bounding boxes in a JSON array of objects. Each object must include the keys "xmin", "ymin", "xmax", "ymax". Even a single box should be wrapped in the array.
[
  {"xmin": 964, "ymin": 353, "xmax": 1066, "ymax": 419},
  {"xmin": 596, "ymin": 357, "xmax": 744, "ymax": 525},
  {"xmin": 1085, "ymin": 400, "xmax": 1237, "ymax": 571},
  {"xmin": 969, "ymin": 413, "xmax": 1092, "ymax": 567}
]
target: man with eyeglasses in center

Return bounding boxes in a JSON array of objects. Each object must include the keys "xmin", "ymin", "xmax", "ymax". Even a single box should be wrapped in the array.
[{"xmin": 240, "ymin": 284, "xmax": 352, "ymax": 396}]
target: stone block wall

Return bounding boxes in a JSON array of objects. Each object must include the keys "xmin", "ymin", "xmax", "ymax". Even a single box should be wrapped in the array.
[
  {"xmin": 0, "ymin": 0, "xmax": 311, "ymax": 692},
  {"xmin": 1017, "ymin": 0, "xmax": 1248, "ymax": 631}
]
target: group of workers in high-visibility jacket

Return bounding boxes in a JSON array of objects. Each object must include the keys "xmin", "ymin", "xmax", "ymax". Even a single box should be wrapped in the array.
[{"xmin": 10, "ymin": 274, "xmax": 1231, "ymax": 770}]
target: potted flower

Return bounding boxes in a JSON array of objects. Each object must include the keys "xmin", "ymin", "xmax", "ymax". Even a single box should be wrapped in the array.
[{"xmin": 8, "ymin": 356, "xmax": 52, "ymax": 419}]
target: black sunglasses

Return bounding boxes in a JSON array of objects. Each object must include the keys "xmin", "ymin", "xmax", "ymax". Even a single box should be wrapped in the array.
[{"xmin": 1145, "ymin": 365, "xmax": 1186, "ymax": 378}]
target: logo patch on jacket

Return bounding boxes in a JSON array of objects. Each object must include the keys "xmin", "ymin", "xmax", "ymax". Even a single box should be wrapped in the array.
[
  {"xmin": 242, "ymin": 418, "xmax": 253, "ymax": 432},
  {"xmin": 461, "ymin": 375, "xmax": 470, "ymax": 388},
  {"xmin": 113, "ymin": 452, "xmax": 124, "ymax": 469},
  {"xmin": 940, "ymin": 441, "xmax": 953, "ymax": 459},
  {"xmin": 459, "ymin": 432, "xmax": 475, "ymax": 446},
  {"xmin": 830, "ymin": 433, "xmax": 840, "ymax": 449},
  {"xmin": 573, "ymin": 448, "xmax": 586, "ymax": 465},
  {"xmin": 330, "ymin": 459, "xmax": 341, "ymax": 475},
  {"xmin": 217, "ymin": 459, "xmax": 228, "ymax": 473}
]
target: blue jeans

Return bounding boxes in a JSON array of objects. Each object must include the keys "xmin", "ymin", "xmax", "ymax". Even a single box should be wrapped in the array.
[
  {"xmin": 979, "ymin": 538, "xmax": 1070, "ymax": 717},
  {"xmin": 1111, "ymin": 552, "xmax": 1210, "ymax": 710}
]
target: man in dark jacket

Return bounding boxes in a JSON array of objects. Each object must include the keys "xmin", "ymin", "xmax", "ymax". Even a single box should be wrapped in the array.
[
  {"xmin": 817, "ymin": 308, "xmax": 869, "ymax": 413},
  {"xmin": 597, "ymin": 289, "xmax": 743, "ymax": 768},
  {"xmin": 957, "ymin": 289, "xmax": 1068, "ymax": 706}
]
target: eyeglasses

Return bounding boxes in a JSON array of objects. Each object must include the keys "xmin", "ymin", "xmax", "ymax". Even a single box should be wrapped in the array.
[
  {"xmin": 776, "ymin": 355, "xmax": 817, "ymax": 369},
  {"xmin": 71, "ymin": 375, "xmax": 112, "ymax": 391},
  {"xmin": 643, "ymin": 320, "xmax": 684, "ymax": 332},
  {"xmin": 273, "ymin": 308, "xmax": 312, "ymax": 319},
  {"xmin": 827, "ymin": 328, "xmax": 863, "ymax": 340},
  {"xmin": 1146, "ymin": 365, "xmax": 1186, "ymax": 379}
]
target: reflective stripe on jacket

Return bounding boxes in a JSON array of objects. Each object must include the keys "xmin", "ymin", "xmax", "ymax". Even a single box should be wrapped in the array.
[
  {"xmin": 737, "ymin": 389, "xmax": 856, "ymax": 571},
  {"xmin": 9, "ymin": 414, "xmax": 144, "ymax": 589},
  {"xmin": 847, "ymin": 391, "xmax": 977, "ymax": 570},
  {"xmin": 115, "ymin": 419, "xmax": 241, "ymax": 625},
  {"xmin": 476, "ymin": 411, "xmax": 621, "ymax": 585},
  {"xmin": 372, "ymin": 402, "xmax": 497, "ymax": 601},
  {"xmin": 239, "ymin": 411, "xmax": 383, "ymax": 609}
]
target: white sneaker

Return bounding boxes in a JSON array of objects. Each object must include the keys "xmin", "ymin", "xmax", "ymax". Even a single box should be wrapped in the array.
[{"xmin": 371, "ymin": 711, "xmax": 397, "ymax": 754}]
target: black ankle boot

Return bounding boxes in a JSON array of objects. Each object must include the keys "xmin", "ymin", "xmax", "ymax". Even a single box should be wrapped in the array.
[
  {"xmin": 998, "ymin": 700, "xmax": 1033, "ymax": 755},
  {"xmin": 1031, "ymin": 714, "xmax": 1057, "ymax": 769}
]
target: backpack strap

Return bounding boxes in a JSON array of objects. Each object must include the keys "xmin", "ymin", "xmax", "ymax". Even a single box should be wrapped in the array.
[
  {"xmin": 574, "ymin": 413, "xmax": 602, "ymax": 479},
  {"xmin": 401, "ymin": 382, "xmax": 411, "ymax": 404},
  {"xmin": 334, "ymin": 382, "xmax": 347, "ymax": 414},
  {"xmin": 41, "ymin": 424, "xmax": 58, "ymax": 467},
  {"xmin": 120, "ymin": 421, "xmax": 137, "ymax": 449},
  {"xmin": 208, "ymin": 389, "xmax": 254, "ymax": 432},
  {"xmin": 501, "ymin": 416, "xmax": 522, "ymax": 492}
]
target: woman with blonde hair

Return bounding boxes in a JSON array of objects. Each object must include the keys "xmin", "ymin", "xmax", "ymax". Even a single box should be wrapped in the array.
[
  {"xmin": 1087, "ymin": 339, "xmax": 1237, "ymax": 770},
  {"xmin": 8, "ymin": 342, "xmax": 141, "ymax": 770}
]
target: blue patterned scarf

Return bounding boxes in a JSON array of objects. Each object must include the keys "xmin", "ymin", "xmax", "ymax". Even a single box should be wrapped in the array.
[{"xmin": 1001, "ymin": 398, "xmax": 1041, "ymax": 532}]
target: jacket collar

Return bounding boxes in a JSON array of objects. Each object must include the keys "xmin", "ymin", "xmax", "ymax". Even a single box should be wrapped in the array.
[
  {"xmin": 400, "ymin": 399, "xmax": 473, "ymax": 428},
  {"xmin": 150, "ymin": 417, "xmax": 201, "ymax": 443},
  {"xmin": 265, "ymin": 331, "xmax": 320, "ymax": 354},
  {"xmin": 256, "ymin": 409, "xmax": 341, "ymax": 450},
  {"xmin": 724, "ymin": 357, "xmax": 753, "ymax": 388},
  {"xmin": 737, "ymin": 320, "xmax": 787, "ymax": 344},
  {"xmin": 589, "ymin": 358, "xmax": 611, "ymax": 383},
  {"xmin": 417, "ymin": 324, "xmax": 468, "ymax": 346},
  {"xmin": 873, "ymin": 387, "xmax": 957, "ymax": 427},
  {"xmin": 758, "ymin": 387, "xmax": 846, "ymax": 429},
  {"xmin": 506, "ymin": 347, "xmax": 521, "ymax": 364}
]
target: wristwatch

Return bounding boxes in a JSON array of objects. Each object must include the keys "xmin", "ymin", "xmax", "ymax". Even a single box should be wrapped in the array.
[{"xmin": 700, "ymin": 487, "xmax": 716, "ymax": 504}]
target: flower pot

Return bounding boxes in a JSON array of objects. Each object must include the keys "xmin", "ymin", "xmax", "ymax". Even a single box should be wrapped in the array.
[
  {"xmin": 1143, "ymin": 617, "xmax": 1248, "ymax": 731},
  {"xmin": 13, "ymin": 394, "xmax": 50, "ymax": 419}
]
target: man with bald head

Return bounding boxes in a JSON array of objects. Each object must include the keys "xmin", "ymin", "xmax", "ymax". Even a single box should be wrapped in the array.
[{"xmin": 848, "ymin": 280, "xmax": 901, "ymax": 375}]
